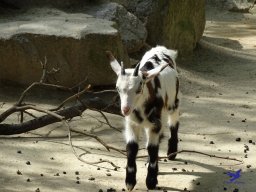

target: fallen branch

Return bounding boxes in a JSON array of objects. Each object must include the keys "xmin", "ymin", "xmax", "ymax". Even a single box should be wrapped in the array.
[{"xmin": 137, "ymin": 150, "xmax": 243, "ymax": 163}]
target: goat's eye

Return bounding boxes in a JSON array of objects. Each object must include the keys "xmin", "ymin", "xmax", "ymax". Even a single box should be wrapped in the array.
[{"xmin": 116, "ymin": 87, "xmax": 120, "ymax": 92}]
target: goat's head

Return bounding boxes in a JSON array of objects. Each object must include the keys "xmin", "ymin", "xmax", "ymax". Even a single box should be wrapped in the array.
[{"xmin": 106, "ymin": 51, "xmax": 168, "ymax": 116}]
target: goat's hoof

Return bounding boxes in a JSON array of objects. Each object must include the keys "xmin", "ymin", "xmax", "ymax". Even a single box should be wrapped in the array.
[
  {"xmin": 126, "ymin": 177, "xmax": 136, "ymax": 191},
  {"xmin": 146, "ymin": 177, "xmax": 158, "ymax": 190},
  {"xmin": 126, "ymin": 183, "xmax": 136, "ymax": 191}
]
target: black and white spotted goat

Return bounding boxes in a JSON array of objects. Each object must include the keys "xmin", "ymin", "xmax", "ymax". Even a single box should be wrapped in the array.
[{"xmin": 107, "ymin": 46, "xmax": 180, "ymax": 191}]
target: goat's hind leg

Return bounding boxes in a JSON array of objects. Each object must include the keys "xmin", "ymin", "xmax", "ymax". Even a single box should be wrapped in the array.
[
  {"xmin": 167, "ymin": 108, "xmax": 180, "ymax": 160},
  {"xmin": 125, "ymin": 121, "xmax": 140, "ymax": 191}
]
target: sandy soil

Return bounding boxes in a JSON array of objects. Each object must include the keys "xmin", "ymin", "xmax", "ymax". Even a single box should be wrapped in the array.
[{"xmin": 0, "ymin": 8, "xmax": 256, "ymax": 192}]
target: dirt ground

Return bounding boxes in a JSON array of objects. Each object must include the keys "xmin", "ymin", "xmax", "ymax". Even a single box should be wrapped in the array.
[{"xmin": 0, "ymin": 8, "xmax": 256, "ymax": 192}]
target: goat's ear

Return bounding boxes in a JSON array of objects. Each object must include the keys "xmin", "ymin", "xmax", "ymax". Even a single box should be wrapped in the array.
[
  {"xmin": 141, "ymin": 63, "xmax": 169, "ymax": 81},
  {"xmin": 106, "ymin": 51, "xmax": 121, "ymax": 75}
]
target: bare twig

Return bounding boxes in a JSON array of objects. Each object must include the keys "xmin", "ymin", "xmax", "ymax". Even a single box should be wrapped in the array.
[
  {"xmin": 16, "ymin": 82, "xmax": 71, "ymax": 106},
  {"xmin": 70, "ymin": 129, "xmax": 125, "ymax": 155},
  {"xmin": 50, "ymin": 85, "xmax": 91, "ymax": 111},
  {"xmin": 137, "ymin": 150, "xmax": 243, "ymax": 163},
  {"xmin": 40, "ymin": 56, "xmax": 47, "ymax": 83},
  {"xmin": 65, "ymin": 122, "xmax": 121, "ymax": 169}
]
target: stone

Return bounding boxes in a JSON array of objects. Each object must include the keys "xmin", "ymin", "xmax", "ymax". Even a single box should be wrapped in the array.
[
  {"xmin": 0, "ymin": 8, "xmax": 129, "ymax": 87},
  {"xmin": 206, "ymin": 0, "xmax": 256, "ymax": 12},
  {"xmin": 146, "ymin": 0, "xmax": 206, "ymax": 55},
  {"xmin": 111, "ymin": 0, "xmax": 206, "ymax": 55},
  {"xmin": 85, "ymin": 2, "xmax": 147, "ymax": 53}
]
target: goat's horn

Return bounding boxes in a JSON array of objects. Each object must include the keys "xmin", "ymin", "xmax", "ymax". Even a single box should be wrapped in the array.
[
  {"xmin": 133, "ymin": 63, "xmax": 140, "ymax": 76},
  {"xmin": 121, "ymin": 61, "xmax": 125, "ymax": 75}
]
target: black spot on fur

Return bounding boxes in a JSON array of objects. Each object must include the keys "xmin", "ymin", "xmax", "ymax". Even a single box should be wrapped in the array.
[
  {"xmin": 140, "ymin": 61, "xmax": 154, "ymax": 72},
  {"xmin": 163, "ymin": 53, "xmax": 174, "ymax": 68},
  {"xmin": 133, "ymin": 109, "xmax": 143, "ymax": 123},
  {"xmin": 151, "ymin": 54, "xmax": 161, "ymax": 64},
  {"xmin": 144, "ymin": 96, "xmax": 163, "ymax": 133},
  {"xmin": 154, "ymin": 76, "xmax": 161, "ymax": 92}
]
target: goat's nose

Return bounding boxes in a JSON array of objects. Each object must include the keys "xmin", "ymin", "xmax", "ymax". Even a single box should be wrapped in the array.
[{"xmin": 122, "ymin": 106, "xmax": 131, "ymax": 116}]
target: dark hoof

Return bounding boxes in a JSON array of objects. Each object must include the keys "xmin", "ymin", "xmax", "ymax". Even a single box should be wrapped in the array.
[
  {"xmin": 126, "ymin": 171, "xmax": 136, "ymax": 191},
  {"xmin": 146, "ymin": 176, "xmax": 158, "ymax": 190}
]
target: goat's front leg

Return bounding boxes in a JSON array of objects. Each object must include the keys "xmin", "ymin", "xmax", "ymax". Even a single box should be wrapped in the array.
[
  {"xmin": 125, "ymin": 120, "xmax": 140, "ymax": 191},
  {"xmin": 145, "ymin": 127, "xmax": 161, "ymax": 189}
]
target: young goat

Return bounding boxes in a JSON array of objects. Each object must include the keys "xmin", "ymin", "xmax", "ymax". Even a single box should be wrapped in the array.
[{"xmin": 107, "ymin": 46, "xmax": 180, "ymax": 191}]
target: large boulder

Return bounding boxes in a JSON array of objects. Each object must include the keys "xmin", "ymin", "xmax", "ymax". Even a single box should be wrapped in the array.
[
  {"xmin": 110, "ymin": 0, "xmax": 206, "ymax": 55},
  {"xmin": 146, "ymin": 0, "xmax": 205, "ymax": 55},
  {"xmin": 85, "ymin": 2, "xmax": 147, "ymax": 53},
  {"xmin": 0, "ymin": 8, "xmax": 129, "ymax": 87}
]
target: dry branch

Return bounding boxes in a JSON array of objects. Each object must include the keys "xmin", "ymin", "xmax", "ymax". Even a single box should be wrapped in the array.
[{"xmin": 137, "ymin": 150, "xmax": 243, "ymax": 163}]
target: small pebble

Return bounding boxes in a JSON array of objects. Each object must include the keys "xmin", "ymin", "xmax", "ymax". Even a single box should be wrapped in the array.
[
  {"xmin": 35, "ymin": 188, "xmax": 40, "ymax": 192},
  {"xmin": 76, "ymin": 177, "xmax": 80, "ymax": 180},
  {"xmin": 184, "ymin": 188, "xmax": 187, "ymax": 191},
  {"xmin": 224, "ymin": 187, "xmax": 227, "ymax": 191},
  {"xmin": 172, "ymin": 168, "xmax": 177, "ymax": 171},
  {"xmin": 107, "ymin": 188, "xmax": 116, "ymax": 192},
  {"xmin": 210, "ymin": 141, "xmax": 214, "ymax": 144},
  {"xmin": 196, "ymin": 96, "xmax": 199, "ymax": 98},
  {"xmin": 54, "ymin": 173, "xmax": 60, "ymax": 176},
  {"xmin": 233, "ymin": 188, "xmax": 239, "ymax": 192},
  {"xmin": 106, "ymin": 173, "xmax": 112, "ymax": 176},
  {"xmin": 182, "ymin": 168, "xmax": 186, "ymax": 172},
  {"xmin": 252, "ymin": 142, "xmax": 256, "ymax": 145},
  {"xmin": 40, "ymin": 174, "xmax": 44, "ymax": 177},
  {"xmin": 231, "ymin": 113, "xmax": 234, "ymax": 116},
  {"xmin": 75, "ymin": 171, "xmax": 79, "ymax": 175},
  {"xmin": 26, "ymin": 161, "xmax": 31, "ymax": 165},
  {"xmin": 241, "ymin": 119, "xmax": 246, "ymax": 123},
  {"xmin": 114, "ymin": 167, "xmax": 118, "ymax": 171},
  {"xmin": 17, "ymin": 150, "xmax": 22, "ymax": 154},
  {"xmin": 184, "ymin": 161, "xmax": 188, "ymax": 165},
  {"xmin": 249, "ymin": 140, "xmax": 253, "ymax": 143},
  {"xmin": 97, "ymin": 168, "xmax": 100, "ymax": 170},
  {"xmin": 196, "ymin": 182, "xmax": 200, "ymax": 185},
  {"xmin": 63, "ymin": 171, "xmax": 67, "ymax": 174},
  {"xmin": 99, "ymin": 190, "xmax": 103, "ymax": 192},
  {"xmin": 50, "ymin": 157, "xmax": 54, "ymax": 160},
  {"xmin": 76, "ymin": 181, "xmax": 80, "ymax": 184},
  {"xmin": 236, "ymin": 138, "xmax": 241, "ymax": 142},
  {"xmin": 164, "ymin": 159, "xmax": 168, "ymax": 162},
  {"xmin": 122, "ymin": 188, "xmax": 126, "ymax": 191},
  {"xmin": 244, "ymin": 154, "xmax": 248, "ymax": 158},
  {"xmin": 88, "ymin": 177, "xmax": 95, "ymax": 181},
  {"xmin": 17, "ymin": 170, "xmax": 22, "ymax": 175},
  {"xmin": 246, "ymin": 165, "xmax": 252, "ymax": 168},
  {"xmin": 27, "ymin": 178, "xmax": 31, "ymax": 182}
]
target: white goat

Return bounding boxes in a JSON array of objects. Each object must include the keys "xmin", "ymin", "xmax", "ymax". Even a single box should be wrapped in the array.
[{"xmin": 107, "ymin": 46, "xmax": 180, "ymax": 191}]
